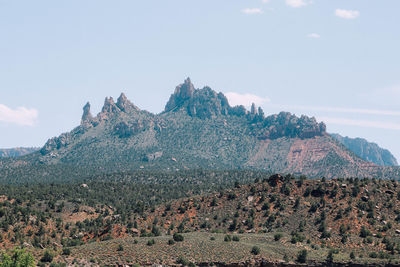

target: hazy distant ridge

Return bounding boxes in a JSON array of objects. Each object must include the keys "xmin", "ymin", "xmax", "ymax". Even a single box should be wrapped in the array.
[
  {"xmin": 0, "ymin": 147, "xmax": 39, "ymax": 158},
  {"xmin": 331, "ymin": 133, "xmax": 398, "ymax": 166}
]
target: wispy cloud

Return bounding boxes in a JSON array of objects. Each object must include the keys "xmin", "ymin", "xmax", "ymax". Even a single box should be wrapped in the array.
[
  {"xmin": 0, "ymin": 104, "xmax": 38, "ymax": 126},
  {"xmin": 319, "ymin": 117, "xmax": 400, "ymax": 131},
  {"xmin": 262, "ymin": 0, "xmax": 270, "ymax": 3},
  {"xmin": 225, "ymin": 92, "xmax": 270, "ymax": 107},
  {"xmin": 242, "ymin": 8, "xmax": 263, "ymax": 15},
  {"xmin": 335, "ymin": 9, "xmax": 360, "ymax": 19},
  {"xmin": 307, "ymin": 33, "xmax": 320, "ymax": 39},
  {"xmin": 286, "ymin": 0, "xmax": 309, "ymax": 8}
]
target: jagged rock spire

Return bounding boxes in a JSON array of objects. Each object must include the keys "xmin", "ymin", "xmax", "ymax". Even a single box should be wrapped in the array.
[
  {"xmin": 175, "ymin": 77, "xmax": 195, "ymax": 99},
  {"xmin": 116, "ymin": 93, "xmax": 139, "ymax": 112},
  {"xmin": 165, "ymin": 77, "xmax": 195, "ymax": 112},
  {"xmin": 251, "ymin": 103, "xmax": 257, "ymax": 115},
  {"xmin": 258, "ymin": 107, "xmax": 265, "ymax": 119},
  {"xmin": 81, "ymin": 102, "xmax": 93, "ymax": 125},
  {"xmin": 101, "ymin": 97, "xmax": 120, "ymax": 113}
]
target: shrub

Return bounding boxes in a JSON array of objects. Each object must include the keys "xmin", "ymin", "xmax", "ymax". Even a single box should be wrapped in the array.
[
  {"xmin": 369, "ymin": 252, "xmax": 378, "ymax": 258},
  {"xmin": 0, "ymin": 249, "xmax": 35, "ymax": 267},
  {"xmin": 173, "ymin": 233, "xmax": 184, "ymax": 242},
  {"xmin": 147, "ymin": 239, "xmax": 155, "ymax": 246},
  {"xmin": 274, "ymin": 233, "xmax": 283, "ymax": 241},
  {"xmin": 168, "ymin": 239, "xmax": 175, "ymax": 245},
  {"xmin": 327, "ymin": 249, "xmax": 334, "ymax": 263},
  {"xmin": 210, "ymin": 236, "xmax": 216, "ymax": 241},
  {"xmin": 360, "ymin": 226, "xmax": 371, "ymax": 238},
  {"xmin": 297, "ymin": 249, "xmax": 307, "ymax": 263},
  {"xmin": 251, "ymin": 246, "xmax": 260, "ymax": 255},
  {"xmin": 232, "ymin": 235, "xmax": 240, "ymax": 242},
  {"xmin": 41, "ymin": 250, "xmax": 54, "ymax": 263},
  {"xmin": 62, "ymin": 248, "xmax": 71, "ymax": 255},
  {"xmin": 224, "ymin": 235, "xmax": 232, "ymax": 242},
  {"xmin": 176, "ymin": 256, "xmax": 189, "ymax": 266},
  {"xmin": 350, "ymin": 251, "xmax": 355, "ymax": 260},
  {"xmin": 117, "ymin": 244, "xmax": 124, "ymax": 251}
]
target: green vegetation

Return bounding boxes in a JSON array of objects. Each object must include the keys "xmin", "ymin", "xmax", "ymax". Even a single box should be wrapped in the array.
[{"xmin": 0, "ymin": 249, "xmax": 35, "ymax": 267}]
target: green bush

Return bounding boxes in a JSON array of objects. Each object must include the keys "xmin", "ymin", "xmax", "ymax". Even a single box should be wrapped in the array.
[
  {"xmin": 251, "ymin": 246, "xmax": 260, "ymax": 255},
  {"xmin": 232, "ymin": 235, "xmax": 240, "ymax": 242},
  {"xmin": 0, "ymin": 249, "xmax": 35, "ymax": 267},
  {"xmin": 224, "ymin": 235, "xmax": 232, "ymax": 242},
  {"xmin": 41, "ymin": 250, "xmax": 54, "ymax": 263},
  {"xmin": 147, "ymin": 239, "xmax": 155, "ymax": 246},
  {"xmin": 274, "ymin": 233, "xmax": 283, "ymax": 241},
  {"xmin": 297, "ymin": 249, "xmax": 307, "ymax": 263},
  {"xmin": 173, "ymin": 233, "xmax": 184, "ymax": 242},
  {"xmin": 176, "ymin": 256, "xmax": 189, "ymax": 266},
  {"xmin": 62, "ymin": 248, "xmax": 71, "ymax": 256}
]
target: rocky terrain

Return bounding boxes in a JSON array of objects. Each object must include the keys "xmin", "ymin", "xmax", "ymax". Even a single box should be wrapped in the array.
[
  {"xmin": 332, "ymin": 134, "xmax": 398, "ymax": 166},
  {"xmin": 1, "ymin": 172, "xmax": 400, "ymax": 266}
]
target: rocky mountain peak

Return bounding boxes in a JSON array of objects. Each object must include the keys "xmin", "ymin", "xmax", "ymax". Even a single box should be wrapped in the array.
[
  {"xmin": 175, "ymin": 77, "xmax": 195, "ymax": 99},
  {"xmin": 165, "ymin": 78, "xmax": 195, "ymax": 112},
  {"xmin": 81, "ymin": 102, "xmax": 93, "ymax": 125},
  {"xmin": 102, "ymin": 97, "xmax": 120, "ymax": 114},
  {"xmin": 116, "ymin": 93, "xmax": 139, "ymax": 112}
]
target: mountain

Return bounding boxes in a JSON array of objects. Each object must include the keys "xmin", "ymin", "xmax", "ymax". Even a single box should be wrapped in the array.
[
  {"xmin": 331, "ymin": 133, "xmax": 398, "ymax": 166},
  {"xmin": 0, "ymin": 147, "xmax": 39, "ymax": 158},
  {"xmin": 1, "ymin": 78, "xmax": 399, "ymax": 182}
]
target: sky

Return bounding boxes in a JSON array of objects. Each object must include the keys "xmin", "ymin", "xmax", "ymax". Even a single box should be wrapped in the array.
[{"xmin": 0, "ymin": 0, "xmax": 399, "ymax": 162}]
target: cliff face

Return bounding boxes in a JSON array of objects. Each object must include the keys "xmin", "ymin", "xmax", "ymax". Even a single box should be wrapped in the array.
[{"xmin": 331, "ymin": 134, "xmax": 398, "ymax": 166}]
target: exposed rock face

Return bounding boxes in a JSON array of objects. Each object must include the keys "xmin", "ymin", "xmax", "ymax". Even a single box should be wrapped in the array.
[
  {"xmin": 113, "ymin": 121, "xmax": 143, "ymax": 138},
  {"xmin": 40, "ymin": 132, "xmax": 72, "ymax": 155},
  {"xmin": 81, "ymin": 102, "xmax": 93, "ymax": 125},
  {"xmin": 331, "ymin": 133, "xmax": 398, "ymax": 166},
  {"xmin": 165, "ymin": 78, "xmax": 195, "ymax": 112},
  {"xmin": 116, "ymin": 93, "xmax": 139, "ymax": 112},
  {"xmin": 165, "ymin": 78, "xmax": 230, "ymax": 119},
  {"xmin": 101, "ymin": 97, "xmax": 119, "ymax": 114},
  {"xmin": 144, "ymin": 151, "xmax": 163, "ymax": 162},
  {"xmin": 257, "ymin": 112, "xmax": 326, "ymax": 140},
  {"xmin": 164, "ymin": 78, "xmax": 325, "ymax": 139}
]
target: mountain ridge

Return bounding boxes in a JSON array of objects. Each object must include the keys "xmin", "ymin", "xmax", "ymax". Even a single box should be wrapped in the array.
[
  {"xmin": 1, "ymin": 78, "xmax": 399, "ymax": 182},
  {"xmin": 331, "ymin": 133, "xmax": 398, "ymax": 166}
]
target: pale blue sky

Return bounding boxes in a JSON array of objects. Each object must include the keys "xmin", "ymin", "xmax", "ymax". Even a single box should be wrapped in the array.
[{"xmin": 0, "ymin": 0, "xmax": 399, "ymax": 162}]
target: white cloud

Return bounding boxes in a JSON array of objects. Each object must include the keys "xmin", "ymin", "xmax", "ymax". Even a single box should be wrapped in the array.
[
  {"xmin": 242, "ymin": 8, "xmax": 263, "ymax": 15},
  {"xmin": 319, "ymin": 117, "xmax": 400, "ymax": 131},
  {"xmin": 286, "ymin": 0, "xmax": 308, "ymax": 8},
  {"xmin": 0, "ymin": 104, "xmax": 38, "ymax": 126},
  {"xmin": 225, "ymin": 92, "xmax": 270, "ymax": 108},
  {"xmin": 335, "ymin": 9, "xmax": 360, "ymax": 19},
  {"xmin": 307, "ymin": 33, "xmax": 320, "ymax": 39}
]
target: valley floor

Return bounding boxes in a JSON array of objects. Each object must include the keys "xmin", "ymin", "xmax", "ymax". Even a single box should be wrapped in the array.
[{"xmin": 64, "ymin": 232, "xmax": 400, "ymax": 266}]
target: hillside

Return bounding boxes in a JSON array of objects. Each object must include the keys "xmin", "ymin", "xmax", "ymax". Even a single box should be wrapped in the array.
[
  {"xmin": 0, "ymin": 147, "xmax": 39, "ymax": 158},
  {"xmin": 0, "ymin": 172, "xmax": 400, "ymax": 266},
  {"xmin": 331, "ymin": 134, "xmax": 398, "ymax": 166},
  {"xmin": 0, "ymin": 78, "xmax": 399, "ymax": 182}
]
